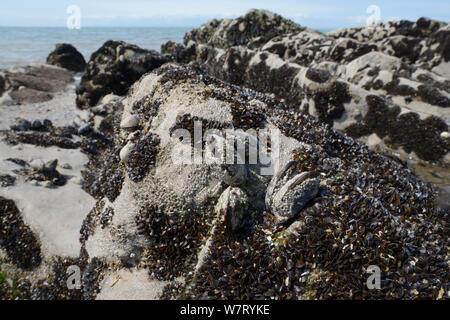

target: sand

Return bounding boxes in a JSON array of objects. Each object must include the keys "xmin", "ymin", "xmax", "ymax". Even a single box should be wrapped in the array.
[
  {"xmin": 96, "ymin": 269, "xmax": 168, "ymax": 300},
  {"xmin": 0, "ymin": 76, "xmax": 94, "ymax": 259}
]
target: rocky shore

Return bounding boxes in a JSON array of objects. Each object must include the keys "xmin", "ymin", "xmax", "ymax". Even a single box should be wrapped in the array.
[{"xmin": 0, "ymin": 10, "xmax": 448, "ymax": 300}]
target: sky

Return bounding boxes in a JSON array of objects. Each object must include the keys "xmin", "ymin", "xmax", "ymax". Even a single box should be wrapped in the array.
[{"xmin": 0, "ymin": 0, "xmax": 449, "ymax": 29}]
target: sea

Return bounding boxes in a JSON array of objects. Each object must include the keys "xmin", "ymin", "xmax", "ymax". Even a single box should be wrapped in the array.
[{"xmin": 0, "ymin": 27, "xmax": 191, "ymax": 69}]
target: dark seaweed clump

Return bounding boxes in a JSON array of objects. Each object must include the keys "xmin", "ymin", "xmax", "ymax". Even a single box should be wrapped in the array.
[
  {"xmin": 136, "ymin": 204, "xmax": 215, "ymax": 281},
  {"xmin": 1, "ymin": 126, "xmax": 79, "ymax": 149},
  {"xmin": 126, "ymin": 133, "xmax": 161, "ymax": 183},
  {"xmin": 0, "ymin": 174, "xmax": 16, "ymax": 187}
]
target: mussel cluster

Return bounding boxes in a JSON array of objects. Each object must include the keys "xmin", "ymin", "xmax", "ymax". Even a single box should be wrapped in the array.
[
  {"xmin": 0, "ymin": 197, "xmax": 41, "ymax": 270},
  {"xmin": 136, "ymin": 203, "xmax": 216, "ymax": 281},
  {"xmin": 126, "ymin": 132, "xmax": 161, "ymax": 183},
  {"xmin": 155, "ymin": 65, "xmax": 448, "ymax": 300}
]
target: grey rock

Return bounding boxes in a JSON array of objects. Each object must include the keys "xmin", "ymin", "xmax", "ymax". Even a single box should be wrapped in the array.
[
  {"xmin": 436, "ymin": 185, "xmax": 450, "ymax": 211},
  {"xmin": 60, "ymin": 163, "xmax": 72, "ymax": 170},
  {"xmin": 9, "ymin": 87, "xmax": 53, "ymax": 104},
  {"xmin": 3, "ymin": 65, "xmax": 73, "ymax": 104}
]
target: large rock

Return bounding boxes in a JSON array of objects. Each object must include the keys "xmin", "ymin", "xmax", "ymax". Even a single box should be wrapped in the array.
[
  {"xmin": 47, "ymin": 43, "xmax": 86, "ymax": 72},
  {"xmin": 0, "ymin": 65, "xmax": 74, "ymax": 104},
  {"xmin": 76, "ymin": 40, "xmax": 171, "ymax": 109},
  {"xmin": 327, "ymin": 17, "xmax": 446, "ymax": 42},
  {"xmin": 327, "ymin": 17, "xmax": 448, "ymax": 67},
  {"xmin": 0, "ymin": 73, "xmax": 6, "ymax": 96},
  {"xmin": 79, "ymin": 64, "xmax": 446, "ymax": 299},
  {"xmin": 184, "ymin": 9, "xmax": 303, "ymax": 49},
  {"xmin": 163, "ymin": 11, "xmax": 450, "ymax": 166},
  {"xmin": 175, "ymin": 43, "xmax": 449, "ymax": 163},
  {"xmin": 9, "ymin": 87, "xmax": 53, "ymax": 104},
  {"xmin": 161, "ymin": 40, "xmax": 196, "ymax": 64}
]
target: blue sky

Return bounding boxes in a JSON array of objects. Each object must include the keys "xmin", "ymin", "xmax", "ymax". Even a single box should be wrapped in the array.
[{"xmin": 0, "ymin": 0, "xmax": 449, "ymax": 29}]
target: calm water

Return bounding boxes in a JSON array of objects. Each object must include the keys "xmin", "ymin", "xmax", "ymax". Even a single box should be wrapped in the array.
[{"xmin": 0, "ymin": 27, "xmax": 191, "ymax": 69}]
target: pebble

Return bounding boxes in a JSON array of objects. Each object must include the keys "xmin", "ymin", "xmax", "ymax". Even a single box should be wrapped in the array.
[
  {"xmin": 32, "ymin": 180, "xmax": 41, "ymax": 187},
  {"xmin": 60, "ymin": 163, "xmax": 72, "ymax": 170},
  {"xmin": 43, "ymin": 181, "xmax": 53, "ymax": 188},
  {"xmin": 120, "ymin": 115, "xmax": 139, "ymax": 129},
  {"xmin": 440, "ymin": 132, "xmax": 450, "ymax": 139},
  {"xmin": 29, "ymin": 159, "xmax": 44, "ymax": 170},
  {"xmin": 215, "ymin": 187, "xmax": 250, "ymax": 232},
  {"xmin": 120, "ymin": 142, "xmax": 136, "ymax": 163},
  {"xmin": 44, "ymin": 160, "xmax": 58, "ymax": 172},
  {"xmin": 31, "ymin": 120, "xmax": 43, "ymax": 130},
  {"xmin": 12, "ymin": 119, "xmax": 31, "ymax": 131}
]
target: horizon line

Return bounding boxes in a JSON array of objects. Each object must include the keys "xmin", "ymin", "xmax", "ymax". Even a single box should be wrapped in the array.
[{"xmin": 0, "ymin": 25, "xmax": 337, "ymax": 30}]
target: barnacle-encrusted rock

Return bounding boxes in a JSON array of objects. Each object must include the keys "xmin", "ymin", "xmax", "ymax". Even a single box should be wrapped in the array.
[
  {"xmin": 215, "ymin": 187, "xmax": 250, "ymax": 232},
  {"xmin": 11, "ymin": 118, "xmax": 32, "ymax": 131},
  {"xmin": 46, "ymin": 43, "xmax": 86, "ymax": 72},
  {"xmin": 1, "ymin": 65, "xmax": 74, "ymax": 105},
  {"xmin": 183, "ymin": 9, "xmax": 303, "ymax": 49},
  {"xmin": 164, "ymin": 13, "xmax": 449, "ymax": 167},
  {"xmin": 82, "ymin": 64, "xmax": 446, "ymax": 300},
  {"xmin": 76, "ymin": 40, "xmax": 171, "ymax": 109}
]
